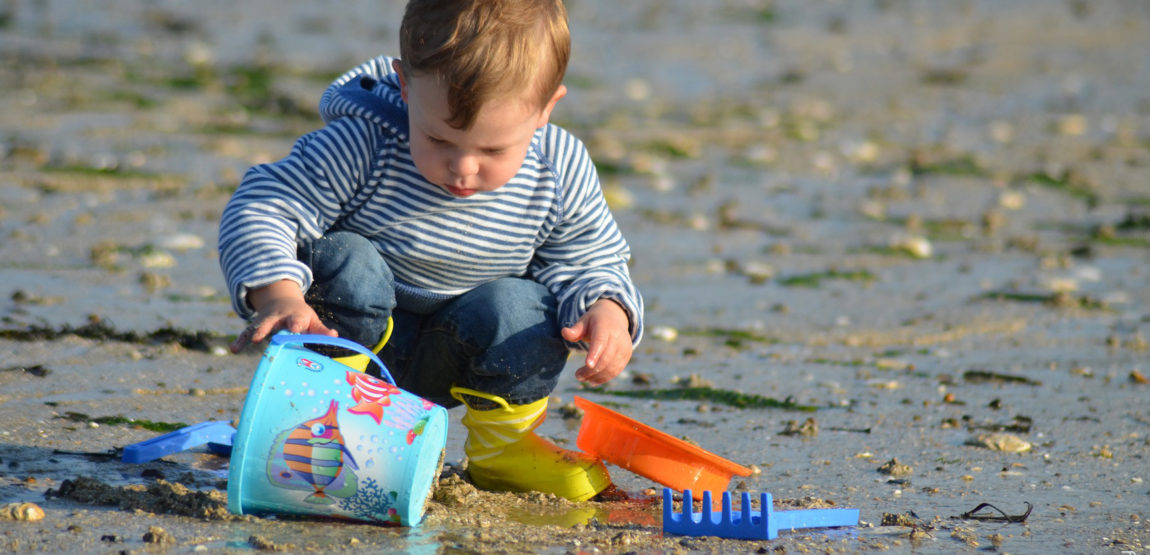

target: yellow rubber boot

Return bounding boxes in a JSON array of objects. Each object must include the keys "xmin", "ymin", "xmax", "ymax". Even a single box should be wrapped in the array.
[
  {"xmin": 333, "ymin": 317, "xmax": 393, "ymax": 373},
  {"xmin": 450, "ymin": 387, "xmax": 610, "ymax": 502}
]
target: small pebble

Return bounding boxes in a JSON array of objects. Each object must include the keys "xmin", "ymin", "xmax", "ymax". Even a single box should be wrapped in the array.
[
  {"xmin": 143, "ymin": 526, "xmax": 175, "ymax": 544},
  {"xmin": 877, "ymin": 458, "xmax": 913, "ymax": 478}
]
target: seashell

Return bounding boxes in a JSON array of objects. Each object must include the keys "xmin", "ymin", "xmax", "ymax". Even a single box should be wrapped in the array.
[
  {"xmin": 602, "ymin": 185, "xmax": 633, "ymax": 210},
  {"xmin": 891, "ymin": 235, "xmax": 932, "ymax": 258},
  {"xmin": 998, "ymin": 190, "xmax": 1025, "ymax": 210},
  {"xmin": 649, "ymin": 326, "xmax": 678, "ymax": 342},
  {"xmin": 990, "ymin": 120, "xmax": 1015, "ymax": 143},
  {"xmin": 140, "ymin": 251, "xmax": 177, "ymax": 269},
  {"xmin": 969, "ymin": 432, "xmax": 1031, "ymax": 453},
  {"xmin": 2, "ymin": 502, "xmax": 46, "ymax": 521},
  {"xmin": 877, "ymin": 458, "xmax": 912, "ymax": 478},
  {"xmin": 1057, "ymin": 114, "xmax": 1087, "ymax": 136},
  {"xmin": 1040, "ymin": 276, "xmax": 1078, "ymax": 293},
  {"xmin": 624, "ymin": 78, "xmax": 650, "ymax": 101},
  {"xmin": 858, "ymin": 200, "xmax": 886, "ymax": 220},
  {"xmin": 157, "ymin": 233, "xmax": 205, "ymax": 251},
  {"xmin": 875, "ymin": 358, "xmax": 910, "ymax": 371},
  {"xmin": 741, "ymin": 261, "xmax": 775, "ymax": 284}
]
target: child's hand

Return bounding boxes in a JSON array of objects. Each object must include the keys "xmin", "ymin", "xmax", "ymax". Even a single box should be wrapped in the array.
[
  {"xmin": 230, "ymin": 280, "xmax": 337, "ymax": 353},
  {"xmin": 561, "ymin": 299, "xmax": 633, "ymax": 386}
]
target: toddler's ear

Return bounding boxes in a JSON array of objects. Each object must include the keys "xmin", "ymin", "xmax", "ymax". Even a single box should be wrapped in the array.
[
  {"xmin": 392, "ymin": 59, "xmax": 408, "ymax": 103},
  {"xmin": 537, "ymin": 84, "xmax": 567, "ymax": 128}
]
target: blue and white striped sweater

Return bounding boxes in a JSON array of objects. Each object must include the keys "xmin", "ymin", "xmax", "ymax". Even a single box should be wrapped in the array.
[{"xmin": 218, "ymin": 56, "xmax": 643, "ymax": 348}]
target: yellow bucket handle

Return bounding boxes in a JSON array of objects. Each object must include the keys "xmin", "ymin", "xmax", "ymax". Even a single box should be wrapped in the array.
[
  {"xmin": 449, "ymin": 386, "xmax": 511, "ymax": 411},
  {"xmin": 378, "ymin": 316, "xmax": 394, "ymax": 350}
]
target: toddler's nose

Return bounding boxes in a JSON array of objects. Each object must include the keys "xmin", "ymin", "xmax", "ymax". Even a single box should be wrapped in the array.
[{"xmin": 450, "ymin": 154, "xmax": 479, "ymax": 177}]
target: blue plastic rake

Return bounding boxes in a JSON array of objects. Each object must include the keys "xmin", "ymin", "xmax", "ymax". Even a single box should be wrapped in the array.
[
  {"xmin": 121, "ymin": 421, "xmax": 236, "ymax": 464},
  {"xmin": 662, "ymin": 488, "xmax": 859, "ymax": 540}
]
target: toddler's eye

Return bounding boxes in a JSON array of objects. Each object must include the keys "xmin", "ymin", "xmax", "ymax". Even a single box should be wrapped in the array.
[{"xmin": 427, "ymin": 136, "xmax": 447, "ymax": 145}]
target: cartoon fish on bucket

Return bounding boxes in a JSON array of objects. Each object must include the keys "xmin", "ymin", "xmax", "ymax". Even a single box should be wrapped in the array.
[
  {"xmin": 279, "ymin": 399, "xmax": 358, "ymax": 504},
  {"xmin": 406, "ymin": 415, "xmax": 430, "ymax": 445},
  {"xmin": 345, "ymin": 370, "xmax": 439, "ymax": 444},
  {"xmin": 346, "ymin": 371, "xmax": 400, "ymax": 425}
]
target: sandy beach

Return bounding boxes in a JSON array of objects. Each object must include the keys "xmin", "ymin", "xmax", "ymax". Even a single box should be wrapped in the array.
[{"xmin": 1, "ymin": 1, "xmax": 1148, "ymax": 553}]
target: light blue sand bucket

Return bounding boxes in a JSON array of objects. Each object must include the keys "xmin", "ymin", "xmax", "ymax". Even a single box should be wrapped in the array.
[{"xmin": 228, "ymin": 331, "xmax": 447, "ymax": 526}]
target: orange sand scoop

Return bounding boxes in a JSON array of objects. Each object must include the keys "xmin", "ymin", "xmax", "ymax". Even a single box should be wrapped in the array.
[{"xmin": 573, "ymin": 396, "xmax": 753, "ymax": 493}]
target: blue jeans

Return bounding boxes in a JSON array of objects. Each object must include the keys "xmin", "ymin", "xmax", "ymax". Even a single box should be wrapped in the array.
[{"xmin": 298, "ymin": 231, "xmax": 570, "ymax": 408}]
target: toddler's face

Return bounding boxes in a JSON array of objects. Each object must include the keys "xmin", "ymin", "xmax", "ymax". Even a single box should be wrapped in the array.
[{"xmin": 395, "ymin": 62, "xmax": 565, "ymax": 198}]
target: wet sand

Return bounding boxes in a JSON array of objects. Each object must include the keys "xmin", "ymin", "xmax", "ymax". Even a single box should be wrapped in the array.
[{"xmin": 1, "ymin": 1, "xmax": 1149, "ymax": 553}]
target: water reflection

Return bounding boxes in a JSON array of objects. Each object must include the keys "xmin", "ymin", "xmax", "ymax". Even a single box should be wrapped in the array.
[{"xmin": 503, "ymin": 495, "xmax": 660, "ymax": 529}]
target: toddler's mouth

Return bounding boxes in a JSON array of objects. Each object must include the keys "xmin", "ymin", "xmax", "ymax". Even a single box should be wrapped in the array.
[{"xmin": 443, "ymin": 184, "xmax": 477, "ymax": 197}]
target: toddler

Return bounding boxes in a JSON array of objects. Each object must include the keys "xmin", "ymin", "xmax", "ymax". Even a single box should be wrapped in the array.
[{"xmin": 219, "ymin": 0, "xmax": 643, "ymax": 502}]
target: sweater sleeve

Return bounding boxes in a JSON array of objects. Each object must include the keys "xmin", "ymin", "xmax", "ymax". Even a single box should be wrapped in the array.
[
  {"xmin": 217, "ymin": 117, "xmax": 380, "ymax": 319},
  {"xmin": 529, "ymin": 127, "xmax": 644, "ymax": 350}
]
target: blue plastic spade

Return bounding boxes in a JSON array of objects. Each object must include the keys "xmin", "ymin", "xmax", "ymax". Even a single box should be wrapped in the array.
[
  {"xmin": 662, "ymin": 488, "xmax": 859, "ymax": 540},
  {"xmin": 121, "ymin": 421, "xmax": 236, "ymax": 463}
]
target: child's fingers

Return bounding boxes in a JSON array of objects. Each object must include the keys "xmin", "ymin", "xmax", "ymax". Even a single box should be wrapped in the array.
[
  {"xmin": 229, "ymin": 335, "xmax": 248, "ymax": 353},
  {"xmin": 561, "ymin": 322, "xmax": 585, "ymax": 342},
  {"xmin": 576, "ymin": 345, "xmax": 619, "ymax": 385},
  {"xmin": 309, "ymin": 318, "xmax": 338, "ymax": 337},
  {"xmin": 231, "ymin": 313, "xmax": 276, "ymax": 352},
  {"xmin": 230, "ymin": 321, "xmax": 260, "ymax": 353},
  {"xmin": 584, "ymin": 320, "xmax": 618, "ymax": 368}
]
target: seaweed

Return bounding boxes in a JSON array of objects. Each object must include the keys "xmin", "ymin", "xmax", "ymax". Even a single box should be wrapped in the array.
[
  {"xmin": 962, "ymin": 370, "xmax": 1041, "ymax": 386},
  {"xmin": 1, "ymin": 364, "xmax": 51, "ymax": 377},
  {"xmin": 779, "ymin": 269, "xmax": 877, "ymax": 288},
  {"xmin": 954, "ymin": 502, "xmax": 1032, "ymax": 523},
  {"xmin": 0, "ymin": 320, "xmax": 224, "ymax": 352},
  {"xmin": 1091, "ymin": 223, "xmax": 1150, "ymax": 248},
  {"xmin": 809, "ymin": 358, "xmax": 867, "ymax": 367},
  {"xmin": 966, "ymin": 415, "xmax": 1033, "ymax": 434},
  {"xmin": 594, "ymin": 160, "xmax": 630, "ymax": 176},
  {"xmin": 642, "ymin": 138, "xmax": 698, "ymax": 159},
  {"xmin": 921, "ymin": 67, "xmax": 969, "ymax": 86},
  {"xmin": 39, "ymin": 164, "xmax": 162, "ymax": 178},
  {"xmin": 909, "ymin": 155, "xmax": 986, "ymax": 178},
  {"xmin": 879, "ymin": 216, "xmax": 977, "ymax": 242},
  {"xmin": 682, "ymin": 327, "xmax": 778, "ymax": 349},
  {"xmin": 1020, "ymin": 171, "xmax": 1099, "ymax": 208},
  {"xmin": 582, "ymin": 386, "xmax": 819, "ymax": 412},
  {"xmin": 57, "ymin": 412, "xmax": 187, "ymax": 433},
  {"xmin": 977, "ymin": 290, "xmax": 1108, "ymax": 310}
]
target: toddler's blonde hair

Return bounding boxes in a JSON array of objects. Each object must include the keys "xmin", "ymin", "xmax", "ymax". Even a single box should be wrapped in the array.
[{"xmin": 398, "ymin": 0, "xmax": 570, "ymax": 129}]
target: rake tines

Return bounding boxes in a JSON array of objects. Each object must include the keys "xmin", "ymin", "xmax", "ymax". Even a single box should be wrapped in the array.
[{"xmin": 662, "ymin": 488, "xmax": 859, "ymax": 540}]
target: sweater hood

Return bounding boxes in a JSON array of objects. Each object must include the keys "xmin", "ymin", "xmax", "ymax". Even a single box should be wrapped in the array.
[{"xmin": 317, "ymin": 56, "xmax": 409, "ymax": 139}]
